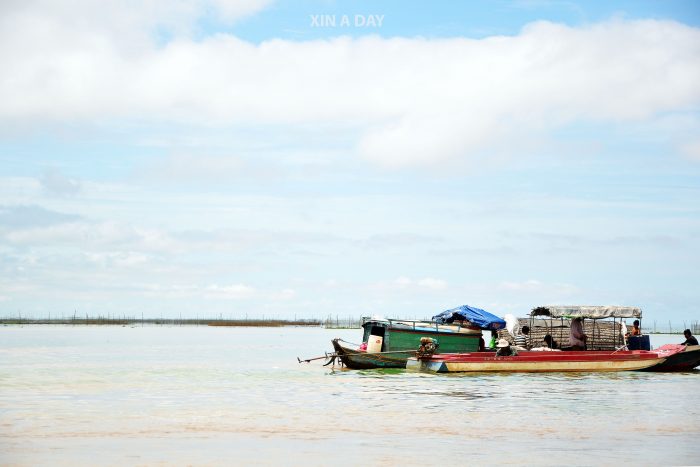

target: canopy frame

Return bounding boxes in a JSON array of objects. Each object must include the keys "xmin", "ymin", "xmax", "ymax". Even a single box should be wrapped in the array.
[
  {"xmin": 531, "ymin": 305, "xmax": 642, "ymax": 320},
  {"xmin": 529, "ymin": 305, "xmax": 642, "ymax": 350}
]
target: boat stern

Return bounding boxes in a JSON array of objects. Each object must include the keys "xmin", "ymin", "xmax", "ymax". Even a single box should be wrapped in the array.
[{"xmin": 406, "ymin": 357, "xmax": 448, "ymax": 373}]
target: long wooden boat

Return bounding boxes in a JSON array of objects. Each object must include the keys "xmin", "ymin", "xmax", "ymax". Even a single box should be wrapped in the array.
[
  {"xmin": 331, "ymin": 319, "xmax": 483, "ymax": 369},
  {"xmin": 332, "ymin": 306, "xmax": 505, "ymax": 369},
  {"xmin": 406, "ymin": 350, "xmax": 666, "ymax": 373},
  {"xmin": 526, "ymin": 305, "xmax": 699, "ymax": 372},
  {"xmin": 643, "ymin": 344, "xmax": 700, "ymax": 372}
]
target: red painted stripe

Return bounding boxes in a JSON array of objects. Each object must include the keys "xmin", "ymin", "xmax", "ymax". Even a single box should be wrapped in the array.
[{"xmin": 427, "ymin": 350, "xmax": 662, "ymax": 363}]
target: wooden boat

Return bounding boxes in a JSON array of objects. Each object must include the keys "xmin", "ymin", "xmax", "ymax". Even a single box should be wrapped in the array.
[
  {"xmin": 332, "ymin": 338, "xmax": 417, "ymax": 369},
  {"xmin": 643, "ymin": 344, "xmax": 700, "ymax": 372},
  {"xmin": 331, "ymin": 319, "xmax": 483, "ymax": 369},
  {"xmin": 332, "ymin": 305, "xmax": 505, "ymax": 369},
  {"xmin": 406, "ymin": 349, "xmax": 667, "ymax": 373},
  {"xmin": 525, "ymin": 305, "xmax": 699, "ymax": 372}
]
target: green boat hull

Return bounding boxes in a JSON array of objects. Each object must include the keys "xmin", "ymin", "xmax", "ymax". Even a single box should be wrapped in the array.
[{"xmin": 332, "ymin": 339, "xmax": 414, "ymax": 369}]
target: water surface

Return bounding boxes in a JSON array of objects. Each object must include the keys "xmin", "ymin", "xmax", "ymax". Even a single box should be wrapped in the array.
[{"xmin": 1, "ymin": 326, "xmax": 697, "ymax": 466}]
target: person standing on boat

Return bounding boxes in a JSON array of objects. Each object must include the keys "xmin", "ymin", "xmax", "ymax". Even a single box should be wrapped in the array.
[
  {"xmin": 681, "ymin": 329, "xmax": 698, "ymax": 346},
  {"xmin": 570, "ymin": 317, "xmax": 587, "ymax": 350},
  {"xmin": 514, "ymin": 325, "xmax": 531, "ymax": 349},
  {"xmin": 489, "ymin": 330, "xmax": 499, "ymax": 349},
  {"xmin": 496, "ymin": 338, "xmax": 518, "ymax": 357}
]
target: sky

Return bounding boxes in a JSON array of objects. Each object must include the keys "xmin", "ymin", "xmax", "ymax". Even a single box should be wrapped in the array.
[{"xmin": 1, "ymin": 0, "xmax": 699, "ymax": 325}]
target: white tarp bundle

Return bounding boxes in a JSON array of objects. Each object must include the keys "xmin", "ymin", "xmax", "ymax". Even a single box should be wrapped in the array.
[{"xmin": 531, "ymin": 306, "xmax": 642, "ymax": 319}]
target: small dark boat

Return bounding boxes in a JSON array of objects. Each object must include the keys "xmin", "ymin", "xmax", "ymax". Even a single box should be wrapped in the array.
[
  {"xmin": 644, "ymin": 344, "xmax": 700, "ymax": 372},
  {"xmin": 332, "ymin": 338, "xmax": 416, "ymax": 369}
]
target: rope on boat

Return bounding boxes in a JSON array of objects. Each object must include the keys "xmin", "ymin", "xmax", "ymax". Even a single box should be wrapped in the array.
[{"xmin": 336, "ymin": 338, "xmax": 362, "ymax": 347}]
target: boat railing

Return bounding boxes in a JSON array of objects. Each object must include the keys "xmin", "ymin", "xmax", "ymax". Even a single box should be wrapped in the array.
[
  {"xmin": 359, "ymin": 316, "xmax": 481, "ymax": 335},
  {"xmin": 386, "ymin": 318, "xmax": 480, "ymax": 335}
]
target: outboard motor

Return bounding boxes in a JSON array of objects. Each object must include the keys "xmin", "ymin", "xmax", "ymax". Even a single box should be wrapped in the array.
[{"xmin": 417, "ymin": 337, "xmax": 439, "ymax": 358}]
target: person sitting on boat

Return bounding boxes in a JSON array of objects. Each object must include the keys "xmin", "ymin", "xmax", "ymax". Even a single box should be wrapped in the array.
[
  {"xmin": 495, "ymin": 338, "xmax": 518, "ymax": 357},
  {"xmin": 514, "ymin": 325, "xmax": 531, "ymax": 349},
  {"xmin": 681, "ymin": 329, "xmax": 699, "ymax": 346},
  {"xmin": 626, "ymin": 320, "xmax": 641, "ymax": 337},
  {"xmin": 543, "ymin": 334, "xmax": 559, "ymax": 349},
  {"xmin": 569, "ymin": 317, "xmax": 587, "ymax": 351}
]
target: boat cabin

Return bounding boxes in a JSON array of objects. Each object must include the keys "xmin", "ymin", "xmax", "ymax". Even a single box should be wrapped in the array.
[
  {"xmin": 360, "ymin": 317, "xmax": 482, "ymax": 353},
  {"xmin": 528, "ymin": 305, "xmax": 650, "ymax": 351}
]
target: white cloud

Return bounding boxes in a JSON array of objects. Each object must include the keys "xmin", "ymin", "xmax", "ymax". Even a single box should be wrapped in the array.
[
  {"xmin": 497, "ymin": 279, "xmax": 580, "ymax": 298},
  {"xmin": 417, "ymin": 277, "xmax": 448, "ymax": 290},
  {"xmin": 0, "ymin": 0, "xmax": 270, "ymax": 43},
  {"xmin": 4, "ymin": 221, "xmax": 178, "ymax": 252},
  {"xmin": 362, "ymin": 233, "xmax": 442, "ymax": 249},
  {"xmin": 271, "ymin": 288, "xmax": 296, "ymax": 300},
  {"xmin": 0, "ymin": 204, "xmax": 81, "ymax": 228},
  {"xmin": 85, "ymin": 251, "xmax": 150, "ymax": 268},
  {"xmin": 205, "ymin": 283, "xmax": 256, "ymax": 299},
  {"xmin": 500, "ymin": 279, "xmax": 545, "ymax": 291},
  {"xmin": 374, "ymin": 276, "xmax": 449, "ymax": 291},
  {"xmin": 680, "ymin": 140, "xmax": 700, "ymax": 161},
  {"xmin": 1, "ymin": 6, "xmax": 699, "ymax": 322},
  {"xmin": 0, "ymin": 202, "xmax": 350, "ymax": 258},
  {"xmin": 144, "ymin": 154, "xmax": 245, "ymax": 182},
  {"xmin": 40, "ymin": 169, "xmax": 82, "ymax": 196},
  {"xmin": 139, "ymin": 283, "xmax": 200, "ymax": 299},
  {"xmin": 1, "ymin": 14, "xmax": 698, "ymax": 168}
]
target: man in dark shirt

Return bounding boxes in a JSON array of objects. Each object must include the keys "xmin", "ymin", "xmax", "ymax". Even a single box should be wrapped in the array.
[{"xmin": 681, "ymin": 329, "xmax": 699, "ymax": 346}]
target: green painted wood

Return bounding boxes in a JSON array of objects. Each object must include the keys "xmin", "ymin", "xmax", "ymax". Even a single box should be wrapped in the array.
[{"xmin": 384, "ymin": 328, "xmax": 480, "ymax": 353}]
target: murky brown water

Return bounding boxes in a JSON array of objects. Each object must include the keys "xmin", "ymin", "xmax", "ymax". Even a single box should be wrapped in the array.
[{"xmin": 1, "ymin": 326, "xmax": 698, "ymax": 466}]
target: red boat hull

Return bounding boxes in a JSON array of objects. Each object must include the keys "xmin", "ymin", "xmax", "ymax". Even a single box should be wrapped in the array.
[
  {"xmin": 644, "ymin": 345, "xmax": 700, "ymax": 372},
  {"xmin": 407, "ymin": 350, "xmax": 666, "ymax": 373}
]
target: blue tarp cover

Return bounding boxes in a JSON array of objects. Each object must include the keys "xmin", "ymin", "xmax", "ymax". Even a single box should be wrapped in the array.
[{"xmin": 432, "ymin": 305, "xmax": 506, "ymax": 330}]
